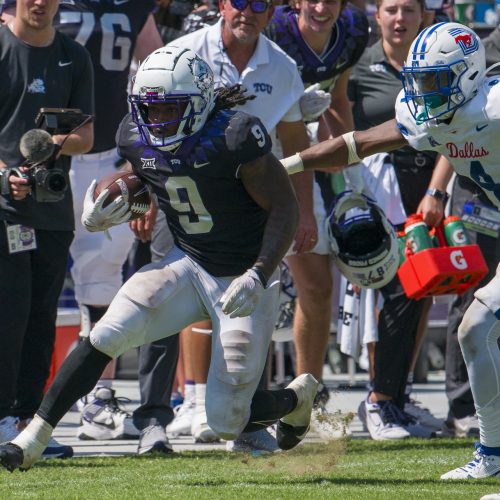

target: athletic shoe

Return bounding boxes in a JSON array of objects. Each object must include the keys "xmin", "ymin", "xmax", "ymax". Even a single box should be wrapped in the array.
[
  {"xmin": 226, "ymin": 428, "xmax": 279, "ymax": 455},
  {"xmin": 276, "ymin": 373, "xmax": 319, "ymax": 450},
  {"xmin": 442, "ymin": 414, "xmax": 480, "ymax": 438},
  {"xmin": 166, "ymin": 400, "xmax": 195, "ymax": 437},
  {"xmin": 42, "ymin": 437, "xmax": 74, "ymax": 459},
  {"xmin": 441, "ymin": 443, "xmax": 500, "ymax": 480},
  {"xmin": 0, "ymin": 416, "xmax": 19, "ymax": 443},
  {"xmin": 191, "ymin": 405, "xmax": 220, "ymax": 443},
  {"xmin": 358, "ymin": 399, "xmax": 410, "ymax": 441},
  {"xmin": 404, "ymin": 398, "xmax": 443, "ymax": 431},
  {"xmin": 137, "ymin": 425, "xmax": 173, "ymax": 455},
  {"xmin": 481, "ymin": 494, "xmax": 500, "ymax": 499},
  {"xmin": 0, "ymin": 442, "xmax": 24, "ymax": 472},
  {"xmin": 77, "ymin": 387, "xmax": 140, "ymax": 440}
]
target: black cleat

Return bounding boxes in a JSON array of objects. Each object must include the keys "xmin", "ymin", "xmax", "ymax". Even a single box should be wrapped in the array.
[
  {"xmin": 276, "ymin": 374, "xmax": 319, "ymax": 450},
  {"xmin": 276, "ymin": 421, "xmax": 309, "ymax": 450},
  {"xmin": 0, "ymin": 443, "xmax": 24, "ymax": 473}
]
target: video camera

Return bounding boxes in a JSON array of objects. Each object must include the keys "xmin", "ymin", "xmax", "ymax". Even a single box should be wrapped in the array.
[{"xmin": 1, "ymin": 108, "xmax": 92, "ymax": 202}]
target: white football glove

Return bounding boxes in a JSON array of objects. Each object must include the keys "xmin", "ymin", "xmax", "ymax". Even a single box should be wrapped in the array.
[
  {"xmin": 81, "ymin": 179, "xmax": 131, "ymax": 232},
  {"xmin": 220, "ymin": 268, "xmax": 265, "ymax": 319},
  {"xmin": 300, "ymin": 83, "xmax": 332, "ymax": 122}
]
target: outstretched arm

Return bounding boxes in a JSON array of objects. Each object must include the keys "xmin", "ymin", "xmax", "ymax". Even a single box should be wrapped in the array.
[{"xmin": 282, "ymin": 119, "xmax": 408, "ymax": 174}]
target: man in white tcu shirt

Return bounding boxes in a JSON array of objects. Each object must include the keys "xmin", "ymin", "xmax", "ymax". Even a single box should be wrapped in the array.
[
  {"xmin": 280, "ymin": 21, "xmax": 500, "ymax": 480},
  {"xmin": 147, "ymin": 0, "xmax": 313, "ymax": 452}
]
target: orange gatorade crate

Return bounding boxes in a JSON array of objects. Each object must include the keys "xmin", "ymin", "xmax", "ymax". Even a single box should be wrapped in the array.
[
  {"xmin": 397, "ymin": 218, "xmax": 488, "ymax": 300},
  {"xmin": 45, "ymin": 308, "xmax": 80, "ymax": 391},
  {"xmin": 397, "ymin": 245, "xmax": 488, "ymax": 299}
]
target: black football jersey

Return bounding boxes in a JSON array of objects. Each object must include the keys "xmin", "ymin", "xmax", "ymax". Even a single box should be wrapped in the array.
[
  {"xmin": 117, "ymin": 110, "xmax": 273, "ymax": 277},
  {"xmin": 56, "ymin": 0, "xmax": 156, "ymax": 153},
  {"xmin": 265, "ymin": 4, "xmax": 369, "ymax": 91}
]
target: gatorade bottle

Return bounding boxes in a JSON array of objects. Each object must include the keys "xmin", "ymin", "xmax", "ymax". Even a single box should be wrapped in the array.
[
  {"xmin": 397, "ymin": 230, "xmax": 407, "ymax": 265},
  {"xmin": 443, "ymin": 215, "xmax": 471, "ymax": 246},
  {"xmin": 404, "ymin": 214, "xmax": 433, "ymax": 254}
]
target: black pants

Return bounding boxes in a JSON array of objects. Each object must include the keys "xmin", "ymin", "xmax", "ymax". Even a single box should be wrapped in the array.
[
  {"xmin": 132, "ymin": 211, "xmax": 179, "ymax": 430},
  {"xmin": 445, "ymin": 176, "xmax": 500, "ymax": 419},
  {"xmin": 372, "ymin": 162, "xmax": 434, "ymax": 408},
  {"xmin": 373, "ymin": 276, "xmax": 427, "ymax": 408},
  {"xmin": 0, "ymin": 226, "xmax": 73, "ymax": 420}
]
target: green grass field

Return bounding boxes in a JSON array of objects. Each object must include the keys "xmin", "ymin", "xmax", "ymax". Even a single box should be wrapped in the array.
[{"xmin": 1, "ymin": 438, "xmax": 499, "ymax": 499}]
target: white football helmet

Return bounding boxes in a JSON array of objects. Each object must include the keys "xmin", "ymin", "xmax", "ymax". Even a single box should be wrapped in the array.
[
  {"xmin": 129, "ymin": 46, "xmax": 215, "ymax": 151},
  {"xmin": 326, "ymin": 191, "xmax": 399, "ymax": 289},
  {"xmin": 401, "ymin": 22, "xmax": 485, "ymax": 123}
]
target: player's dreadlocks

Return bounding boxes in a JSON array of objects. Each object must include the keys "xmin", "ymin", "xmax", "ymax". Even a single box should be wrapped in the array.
[{"xmin": 212, "ymin": 84, "xmax": 256, "ymax": 113}]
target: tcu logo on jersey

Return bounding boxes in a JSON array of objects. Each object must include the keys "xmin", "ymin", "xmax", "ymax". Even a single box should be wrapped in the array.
[
  {"xmin": 448, "ymin": 27, "xmax": 479, "ymax": 56},
  {"xmin": 253, "ymin": 83, "xmax": 273, "ymax": 95},
  {"xmin": 450, "ymin": 250, "xmax": 468, "ymax": 270}
]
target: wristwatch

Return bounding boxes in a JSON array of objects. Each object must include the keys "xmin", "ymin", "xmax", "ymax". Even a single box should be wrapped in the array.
[{"xmin": 426, "ymin": 188, "xmax": 449, "ymax": 203}]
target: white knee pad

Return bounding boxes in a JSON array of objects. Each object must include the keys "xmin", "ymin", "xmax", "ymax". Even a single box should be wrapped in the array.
[
  {"xmin": 89, "ymin": 294, "xmax": 149, "ymax": 358},
  {"xmin": 215, "ymin": 329, "xmax": 260, "ymax": 386}
]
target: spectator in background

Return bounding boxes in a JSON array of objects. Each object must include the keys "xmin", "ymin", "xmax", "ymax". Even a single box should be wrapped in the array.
[
  {"xmin": 52, "ymin": 0, "xmax": 164, "ymax": 454},
  {"xmin": 347, "ymin": 0, "xmax": 445, "ymax": 440},
  {"xmin": 0, "ymin": 0, "xmax": 94, "ymax": 458}
]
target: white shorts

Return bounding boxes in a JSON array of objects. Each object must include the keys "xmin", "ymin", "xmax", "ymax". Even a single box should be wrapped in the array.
[
  {"xmin": 90, "ymin": 246, "xmax": 280, "ymax": 439},
  {"xmin": 69, "ymin": 149, "xmax": 135, "ymax": 305}
]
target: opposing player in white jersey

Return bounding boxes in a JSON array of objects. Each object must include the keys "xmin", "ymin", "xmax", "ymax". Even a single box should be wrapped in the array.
[{"xmin": 280, "ymin": 21, "xmax": 500, "ymax": 479}]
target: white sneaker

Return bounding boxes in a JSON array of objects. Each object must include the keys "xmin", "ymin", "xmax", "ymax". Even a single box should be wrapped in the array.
[
  {"xmin": 137, "ymin": 425, "xmax": 173, "ymax": 455},
  {"xmin": 0, "ymin": 416, "xmax": 19, "ymax": 442},
  {"xmin": 358, "ymin": 399, "xmax": 410, "ymax": 441},
  {"xmin": 481, "ymin": 494, "xmax": 500, "ymax": 499},
  {"xmin": 404, "ymin": 399, "xmax": 443, "ymax": 431},
  {"xmin": 441, "ymin": 443, "xmax": 500, "ymax": 479},
  {"xmin": 226, "ymin": 428, "xmax": 279, "ymax": 455},
  {"xmin": 276, "ymin": 373, "xmax": 319, "ymax": 450},
  {"xmin": 191, "ymin": 405, "xmax": 219, "ymax": 443},
  {"xmin": 442, "ymin": 414, "xmax": 480, "ymax": 438},
  {"xmin": 166, "ymin": 401, "xmax": 195, "ymax": 437},
  {"xmin": 77, "ymin": 387, "xmax": 140, "ymax": 440}
]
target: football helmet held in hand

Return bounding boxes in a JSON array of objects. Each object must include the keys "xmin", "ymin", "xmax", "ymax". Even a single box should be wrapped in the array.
[
  {"xmin": 129, "ymin": 46, "xmax": 215, "ymax": 151},
  {"xmin": 401, "ymin": 22, "xmax": 485, "ymax": 123},
  {"xmin": 326, "ymin": 191, "xmax": 399, "ymax": 289}
]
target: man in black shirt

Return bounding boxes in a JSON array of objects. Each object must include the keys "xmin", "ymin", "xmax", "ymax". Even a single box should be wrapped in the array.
[{"xmin": 0, "ymin": 0, "xmax": 94, "ymax": 459}]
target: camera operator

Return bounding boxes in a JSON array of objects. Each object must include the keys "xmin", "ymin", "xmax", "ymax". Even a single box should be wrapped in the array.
[{"xmin": 0, "ymin": 0, "xmax": 94, "ymax": 459}]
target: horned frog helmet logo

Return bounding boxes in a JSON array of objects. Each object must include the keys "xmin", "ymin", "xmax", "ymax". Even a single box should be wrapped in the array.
[{"xmin": 189, "ymin": 56, "xmax": 214, "ymax": 100}]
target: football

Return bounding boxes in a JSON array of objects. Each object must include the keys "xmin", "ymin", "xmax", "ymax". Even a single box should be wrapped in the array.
[{"xmin": 94, "ymin": 171, "xmax": 151, "ymax": 220}]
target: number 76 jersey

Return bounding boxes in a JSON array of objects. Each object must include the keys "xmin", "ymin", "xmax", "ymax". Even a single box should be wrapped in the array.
[
  {"xmin": 395, "ymin": 76, "xmax": 500, "ymax": 208},
  {"xmin": 117, "ymin": 109, "xmax": 273, "ymax": 277}
]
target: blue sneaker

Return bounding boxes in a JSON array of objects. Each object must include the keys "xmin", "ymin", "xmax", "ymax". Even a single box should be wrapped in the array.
[{"xmin": 42, "ymin": 437, "xmax": 73, "ymax": 459}]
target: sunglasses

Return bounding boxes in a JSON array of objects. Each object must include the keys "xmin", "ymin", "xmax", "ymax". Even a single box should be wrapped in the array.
[{"xmin": 230, "ymin": 0, "xmax": 273, "ymax": 13}]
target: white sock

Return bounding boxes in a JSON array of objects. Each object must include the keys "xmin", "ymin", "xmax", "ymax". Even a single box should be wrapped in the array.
[
  {"xmin": 195, "ymin": 383, "xmax": 206, "ymax": 408},
  {"xmin": 184, "ymin": 383, "xmax": 195, "ymax": 404},
  {"xmin": 11, "ymin": 415, "xmax": 53, "ymax": 469}
]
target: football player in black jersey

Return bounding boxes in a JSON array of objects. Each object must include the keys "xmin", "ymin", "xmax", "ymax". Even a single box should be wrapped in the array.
[{"xmin": 0, "ymin": 47, "xmax": 319, "ymax": 472}]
